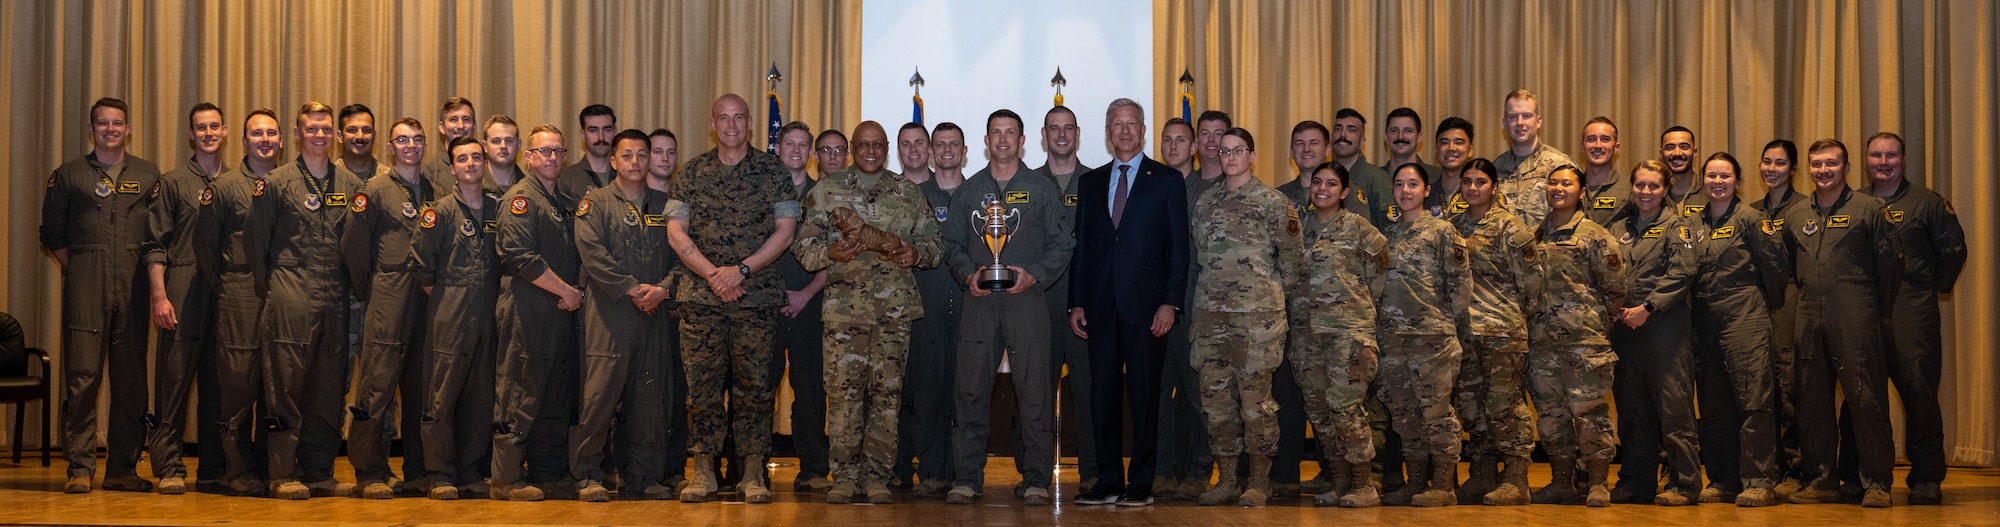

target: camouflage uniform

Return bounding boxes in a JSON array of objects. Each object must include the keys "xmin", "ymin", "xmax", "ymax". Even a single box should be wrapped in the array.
[
  {"xmin": 142, "ymin": 156, "xmax": 228, "ymax": 482},
  {"xmin": 667, "ymin": 149, "xmax": 798, "ymax": 462},
  {"xmin": 1689, "ymin": 198, "xmax": 1791, "ymax": 493},
  {"xmin": 1526, "ymin": 211, "xmax": 1627, "ymax": 467},
  {"xmin": 1376, "ymin": 212, "xmax": 1471, "ymax": 465},
  {"xmin": 411, "ymin": 190, "xmax": 502, "ymax": 487},
  {"xmin": 40, "ymin": 152, "xmax": 160, "ymax": 483},
  {"xmin": 249, "ymin": 158, "xmax": 366, "ymax": 489},
  {"xmin": 1604, "ymin": 209, "xmax": 1700, "ymax": 498},
  {"xmin": 794, "ymin": 167, "xmax": 943, "ymax": 487},
  {"xmin": 1289, "ymin": 208, "xmax": 1385, "ymax": 465},
  {"xmin": 191, "ymin": 163, "xmax": 271, "ymax": 488},
  {"xmin": 1492, "ymin": 143, "xmax": 1576, "ymax": 227},
  {"xmin": 1447, "ymin": 205, "xmax": 1537, "ymax": 463},
  {"xmin": 1189, "ymin": 178, "xmax": 1304, "ymax": 459}
]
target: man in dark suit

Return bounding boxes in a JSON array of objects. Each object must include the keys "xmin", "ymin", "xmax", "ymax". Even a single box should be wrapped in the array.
[{"xmin": 1066, "ymin": 98, "xmax": 1190, "ymax": 507}]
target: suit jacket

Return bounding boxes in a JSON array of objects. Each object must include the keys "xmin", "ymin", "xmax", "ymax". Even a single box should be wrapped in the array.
[{"xmin": 1068, "ymin": 155, "xmax": 1190, "ymax": 324}]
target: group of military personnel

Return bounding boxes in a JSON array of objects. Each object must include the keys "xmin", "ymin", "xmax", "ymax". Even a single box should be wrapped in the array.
[{"xmin": 38, "ymin": 86, "xmax": 1963, "ymax": 510}]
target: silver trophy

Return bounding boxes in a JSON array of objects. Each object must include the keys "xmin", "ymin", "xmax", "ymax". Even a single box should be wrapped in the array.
[{"xmin": 971, "ymin": 195, "xmax": 1022, "ymax": 290}]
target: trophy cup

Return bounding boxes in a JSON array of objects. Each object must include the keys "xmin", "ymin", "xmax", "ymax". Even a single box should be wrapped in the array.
[{"xmin": 970, "ymin": 195, "xmax": 1022, "ymax": 290}]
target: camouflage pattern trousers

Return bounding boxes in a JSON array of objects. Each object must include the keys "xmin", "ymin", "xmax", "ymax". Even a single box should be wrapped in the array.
[
  {"xmin": 1289, "ymin": 332, "xmax": 1378, "ymax": 464},
  {"xmin": 823, "ymin": 316, "xmax": 912, "ymax": 485},
  {"xmin": 1453, "ymin": 336, "xmax": 1536, "ymax": 459},
  {"xmin": 681, "ymin": 303, "xmax": 779, "ymax": 458},
  {"xmin": 1528, "ymin": 344, "xmax": 1618, "ymax": 462},
  {"xmin": 1191, "ymin": 310, "xmax": 1285, "ymax": 458},
  {"xmin": 1380, "ymin": 334, "xmax": 1463, "ymax": 460}
]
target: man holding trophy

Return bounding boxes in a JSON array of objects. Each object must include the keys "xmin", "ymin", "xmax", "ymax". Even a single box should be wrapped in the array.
[{"xmin": 940, "ymin": 109, "xmax": 1075, "ymax": 506}]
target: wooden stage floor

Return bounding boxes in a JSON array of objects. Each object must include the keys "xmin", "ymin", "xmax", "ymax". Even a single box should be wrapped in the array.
[{"xmin": 2, "ymin": 455, "xmax": 1996, "ymax": 526}]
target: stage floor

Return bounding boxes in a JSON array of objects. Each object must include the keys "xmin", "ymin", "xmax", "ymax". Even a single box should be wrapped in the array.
[{"xmin": 2, "ymin": 455, "xmax": 1995, "ymax": 526}]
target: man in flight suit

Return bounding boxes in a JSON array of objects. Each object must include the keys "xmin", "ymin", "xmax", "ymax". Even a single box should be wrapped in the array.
[
  {"xmin": 411, "ymin": 137, "xmax": 504, "ymax": 500},
  {"xmin": 490, "ymin": 125, "xmax": 584, "ymax": 501},
  {"xmin": 341, "ymin": 117, "xmax": 437, "ymax": 499},
  {"xmin": 191, "ymin": 108, "xmax": 284, "ymax": 496},
  {"xmin": 143, "ymin": 102, "xmax": 231, "ymax": 495}
]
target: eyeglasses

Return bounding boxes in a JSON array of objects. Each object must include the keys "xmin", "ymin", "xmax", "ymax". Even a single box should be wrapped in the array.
[
  {"xmin": 528, "ymin": 147, "xmax": 568, "ymax": 158},
  {"xmin": 1218, "ymin": 147, "xmax": 1251, "ymax": 158},
  {"xmin": 391, "ymin": 136, "xmax": 426, "ymax": 146},
  {"xmin": 817, "ymin": 146, "xmax": 847, "ymax": 154}
]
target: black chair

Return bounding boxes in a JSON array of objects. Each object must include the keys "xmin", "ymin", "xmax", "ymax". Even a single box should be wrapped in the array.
[{"xmin": 0, "ymin": 311, "xmax": 51, "ymax": 466}]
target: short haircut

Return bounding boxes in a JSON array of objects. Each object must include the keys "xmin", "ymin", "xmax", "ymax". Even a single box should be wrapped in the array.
[
  {"xmin": 482, "ymin": 114, "xmax": 518, "ymax": 138},
  {"xmin": 1661, "ymin": 125, "xmax": 1695, "ymax": 143},
  {"xmin": 1291, "ymin": 120, "xmax": 1329, "ymax": 141},
  {"xmin": 528, "ymin": 124, "xmax": 562, "ymax": 142},
  {"xmin": 649, "ymin": 128, "xmax": 677, "ymax": 142},
  {"xmin": 447, "ymin": 136, "xmax": 483, "ymax": 157},
  {"xmin": 1104, "ymin": 98, "xmax": 1143, "ymax": 124},
  {"xmin": 1047, "ymin": 105, "xmax": 1076, "ymax": 125},
  {"xmin": 1585, "ymin": 116, "xmax": 1618, "ymax": 137},
  {"xmin": 1195, "ymin": 110, "xmax": 1233, "ymax": 129},
  {"xmin": 338, "ymin": 104, "xmax": 373, "ymax": 126},
  {"xmin": 1161, "ymin": 117, "xmax": 1193, "ymax": 135},
  {"xmin": 1866, "ymin": 132, "xmax": 1904, "ymax": 154},
  {"xmin": 188, "ymin": 102, "xmax": 223, "ymax": 127},
  {"xmin": 815, "ymin": 129, "xmax": 847, "ymax": 145},
  {"xmin": 247, "ymin": 108, "xmax": 279, "ymax": 126},
  {"xmin": 579, "ymin": 104, "xmax": 615, "ymax": 127},
  {"xmin": 897, "ymin": 121, "xmax": 929, "ymax": 139},
  {"xmin": 440, "ymin": 97, "xmax": 474, "ymax": 117},
  {"xmin": 90, "ymin": 97, "xmax": 130, "ymax": 121},
  {"xmin": 1807, "ymin": 138, "xmax": 1848, "ymax": 163},
  {"xmin": 1333, "ymin": 108, "xmax": 1365, "ymax": 125},
  {"xmin": 1385, "ymin": 107, "xmax": 1422, "ymax": 132},
  {"xmin": 297, "ymin": 101, "xmax": 335, "ymax": 125},
  {"xmin": 986, "ymin": 109, "xmax": 1023, "ymax": 133},
  {"xmin": 780, "ymin": 121, "xmax": 813, "ymax": 142},
  {"xmin": 1504, "ymin": 89, "xmax": 1538, "ymax": 110},
  {"xmin": 613, "ymin": 128, "xmax": 651, "ymax": 150},
  {"xmin": 1310, "ymin": 160, "xmax": 1350, "ymax": 188},
  {"xmin": 1633, "ymin": 159, "xmax": 1673, "ymax": 189},
  {"xmin": 1763, "ymin": 139, "xmax": 1798, "ymax": 165},
  {"xmin": 392, "ymin": 117, "xmax": 425, "ymax": 135},
  {"xmin": 1436, "ymin": 116, "xmax": 1474, "ymax": 142},
  {"xmin": 1462, "ymin": 157, "xmax": 1498, "ymax": 182},
  {"xmin": 1223, "ymin": 127, "xmax": 1255, "ymax": 151},
  {"xmin": 932, "ymin": 122, "xmax": 964, "ymax": 141}
]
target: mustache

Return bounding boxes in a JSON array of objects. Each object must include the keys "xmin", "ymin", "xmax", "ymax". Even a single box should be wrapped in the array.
[{"xmin": 1333, "ymin": 139, "xmax": 1353, "ymax": 145}]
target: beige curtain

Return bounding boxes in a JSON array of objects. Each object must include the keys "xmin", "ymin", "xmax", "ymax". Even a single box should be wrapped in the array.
[
  {"xmin": 0, "ymin": 0, "xmax": 861, "ymax": 449},
  {"xmin": 1156, "ymin": 0, "xmax": 1997, "ymax": 467}
]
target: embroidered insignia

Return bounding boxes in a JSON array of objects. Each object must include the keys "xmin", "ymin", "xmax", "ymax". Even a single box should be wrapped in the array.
[
  {"xmin": 1828, "ymin": 215, "xmax": 1851, "ymax": 228},
  {"xmin": 350, "ymin": 193, "xmax": 369, "ymax": 213},
  {"xmin": 1005, "ymin": 191, "xmax": 1031, "ymax": 204},
  {"xmin": 510, "ymin": 196, "xmax": 530, "ymax": 215},
  {"xmin": 199, "ymin": 186, "xmax": 214, "ymax": 205},
  {"xmin": 420, "ymin": 208, "xmax": 438, "ymax": 228}
]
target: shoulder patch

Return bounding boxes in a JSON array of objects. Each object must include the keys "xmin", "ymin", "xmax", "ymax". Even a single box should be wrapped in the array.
[
  {"xmin": 419, "ymin": 208, "xmax": 438, "ymax": 229},
  {"xmin": 1451, "ymin": 245, "xmax": 1467, "ymax": 263},
  {"xmin": 1385, "ymin": 205, "xmax": 1402, "ymax": 223},
  {"xmin": 1677, "ymin": 226, "xmax": 1692, "ymax": 242},
  {"xmin": 1760, "ymin": 219, "xmax": 1779, "ymax": 235},
  {"xmin": 1286, "ymin": 208, "xmax": 1302, "ymax": 236},
  {"xmin": 576, "ymin": 198, "xmax": 592, "ymax": 217},
  {"xmin": 510, "ymin": 196, "xmax": 530, "ymax": 215},
  {"xmin": 1606, "ymin": 251, "xmax": 1623, "ymax": 271},
  {"xmin": 1943, "ymin": 200, "xmax": 1956, "ymax": 215},
  {"xmin": 46, "ymin": 172, "xmax": 57, "ymax": 188},
  {"xmin": 350, "ymin": 192, "xmax": 370, "ymax": 213}
]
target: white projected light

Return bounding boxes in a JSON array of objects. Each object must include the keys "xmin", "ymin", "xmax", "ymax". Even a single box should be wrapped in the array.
[{"xmin": 860, "ymin": 0, "xmax": 1154, "ymax": 175}]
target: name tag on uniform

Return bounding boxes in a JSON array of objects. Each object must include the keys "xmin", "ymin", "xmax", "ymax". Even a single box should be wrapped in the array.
[
  {"xmin": 1885, "ymin": 209, "xmax": 1904, "ymax": 223},
  {"xmin": 1642, "ymin": 227, "xmax": 1664, "ymax": 239},
  {"xmin": 326, "ymin": 193, "xmax": 349, "ymax": 206},
  {"xmin": 1005, "ymin": 191, "xmax": 1031, "ymax": 204},
  {"xmin": 643, "ymin": 214, "xmax": 667, "ymax": 227},
  {"xmin": 483, "ymin": 220, "xmax": 499, "ymax": 233},
  {"xmin": 1828, "ymin": 215, "xmax": 1851, "ymax": 228},
  {"xmin": 1711, "ymin": 225, "xmax": 1735, "ymax": 239},
  {"xmin": 1593, "ymin": 197, "xmax": 1618, "ymax": 209},
  {"xmin": 832, "ymin": 195, "xmax": 865, "ymax": 203},
  {"xmin": 1064, "ymin": 194, "xmax": 1079, "ymax": 207},
  {"xmin": 117, "ymin": 181, "xmax": 143, "ymax": 194},
  {"xmin": 1682, "ymin": 204, "xmax": 1705, "ymax": 216}
]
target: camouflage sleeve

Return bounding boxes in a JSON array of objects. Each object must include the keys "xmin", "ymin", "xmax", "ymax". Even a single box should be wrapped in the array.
[
  {"xmin": 1594, "ymin": 232, "xmax": 1630, "ymax": 317},
  {"xmin": 39, "ymin": 169, "xmax": 68, "ymax": 253},
  {"xmin": 791, "ymin": 188, "xmax": 833, "ymax": 273},
  {"xmin": 1443, "ymin": 228, "xmax": 1472, "ymax": 330},
  {"xmin": 1927, "ymin": 198, "xmax": 1967, "ymax": 292},
  {"xmin": 908, "ymin": 189, "xmax": 944, "ymax": 269},
  {"xmin": 574, "ymin": 197, "xmax": 640, "ymax": 296},
  {"xmin": 1362, "ymin": 225, "xmax": 1389, "ymax": 298},
  {"xmin": 664, "ymin": 199, "xmax": 689, "ymax": 221},
  {"xmin": 141, "ymin": 176, "xmax": 176, "ymax": 266},
  {"xmin": 1274, "ymin": 201, "xmax": 1308, "ymax": 301}
]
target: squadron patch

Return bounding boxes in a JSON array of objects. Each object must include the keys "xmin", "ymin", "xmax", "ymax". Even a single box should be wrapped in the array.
[
  {"xmin": 510, "ymin": 196, "xmax": 530, "ymax": 215},
  {"xmin": 420, "ymin": 208, "xmax": 438, "ymax": 229},
  {"xmin": 350, "ymin": 193, "xmax": 369, "ymax": 213},
  {"xmin": 199, "ymin": 186, "xmax": 214, "ymax": 206},
  {"xmin": 46, "ymin": 173, "xmax": 56, "ymax": 188},
  {"xmin": 575, "ymin": 198, "xmax": 592, "ymax": 217},
  {"xmin": 1606, "ymin": 251, "xmax": 1623, "ymax": 271},
  {"xmin": 1677, "ymin": 226, "xmax": 1692, "ymax": 242},
  {"xmin": 1760, "ymin": 219, "xmax": 1779, "ymax": 235},
  {"xmin": 253, "ymin": 179, "xmax": 267, "ymax": 196},
  {"xmin": 1943, "ymin": 200, "xmax": 1956, "ymax": 215}
]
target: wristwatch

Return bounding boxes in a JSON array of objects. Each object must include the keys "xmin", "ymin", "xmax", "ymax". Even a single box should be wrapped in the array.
[
  {"xmin": 1642, "ymin": 300, "xmax": 1657, "ymax": 313},
  {"xmin": 738, "ymin": 263, "xmax": 753, "ymax": 276}
]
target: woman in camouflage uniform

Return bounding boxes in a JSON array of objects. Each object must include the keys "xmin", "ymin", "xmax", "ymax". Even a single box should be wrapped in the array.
[
  {"xmin": 1289, "ymin": 161, "xmax": 1387, "ymax": 508},
  {"xmin": 1526, "ymin": 167, "xmax": 1628, "ymax": 507},
  {"xmin": 1446, "ymin": 158, "xmax": 1539, "ymax": 506},
  {"xmin": 1374, "ymin": 164, "xmax": 1471, "ymax": 508},
  {"xmin": 1189, "ymin": 128, "xmax": 1305, "ymax": 507}
]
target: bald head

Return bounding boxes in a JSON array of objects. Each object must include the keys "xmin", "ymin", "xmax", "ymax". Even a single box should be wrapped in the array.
[
  {"xmin": 851, "ymin": 121, "xmax": 888, "ymax": 173},
  {"xmin": 711, "ymin": 94, "xmax": 751, "ymax": 150}
]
